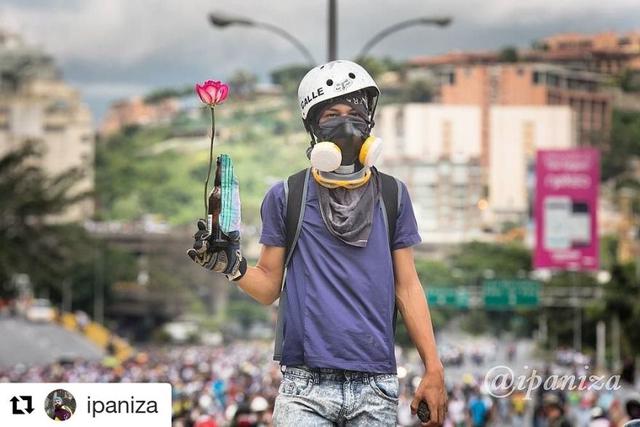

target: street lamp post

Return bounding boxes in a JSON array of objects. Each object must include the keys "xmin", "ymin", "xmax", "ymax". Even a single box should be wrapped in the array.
[
  {"xmin": 209, "ymin": 11, "xmax": 452, "ymax": 67},
  {"xmin": 209, "ymin": 13, "xmax": 317, "ymax": 65},
  {"xmin": 357, "ymin": 17, "xmax": 452, "ymax": 59},
  {"xmin": 328, "ymin": 0, "xmax": 337, "ymax": 61}
]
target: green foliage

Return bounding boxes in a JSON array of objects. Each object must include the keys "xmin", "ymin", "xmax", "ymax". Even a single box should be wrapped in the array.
[
  {"xmin": 451, "ymin": 241, "xmax": 531, "ymax": 281},
  {"xmin": 602, "ymin": 109, "xmax": 640, "ymax": 181},
  {"xmin": 618, "ymin": 69, "xmax": 640, "ymax": 93},
  {"xmin": 354, "ymin": 56, "xmax": 402, "ymax": 79},
  {"xmin": 228, "ymin": 70, "xmax": 258, "ymax": 99},
  {"xmin": 415, "ymin": 258, "xmax": 460, "ymax": 286},
  {"xmin": 0, "ymin": 141, "xmax": 88, "ymax": 295},
  {"xmin": 401, "ymin": 78, "xmax": 433, "ymax": 103},
  {"xmin": 499, "ymin": 46, "xmax": 519, "ymax": 63},
  {"xmin": 460, "ymin": 310, "xmax": 490, "ymax": 335},
  {"xmin": 603, "ymin": 264, "xmax": 640, "ymax": 343},
  {"xmin": 96, "ymin": 125, "xmax": 201, "ymax": 224},
  {"xmin": 271, "ymin": 64, "xmax": 312, "ymax": 95},
  {"xmin": 95, "ymin": 106, "xmax": 309, "ymax": 227},
  {"xmin": 226, "ymin": 285, "xmax": 269, "ymax": 330},
  {"xmin": 65, "ymin": 242, "xmax": 137, "ymax": 315},
  {"xmin": 226, "ymin": 300, "xmax": 269, "ymax": 330},
  {"xmin": 0, "ymin": 140, "xmax": 138, "ymax": 314}
]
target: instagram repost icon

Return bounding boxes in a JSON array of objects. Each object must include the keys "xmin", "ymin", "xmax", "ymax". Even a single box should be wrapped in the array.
[{"xmin": 45, "ymin": 389, "xmax": 76, "ymax": 421}]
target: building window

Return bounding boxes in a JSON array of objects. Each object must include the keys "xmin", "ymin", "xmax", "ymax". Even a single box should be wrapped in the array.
[
  {"xmin": 448, "ymin": 72, "xmax": 456, "ymax": 85},
  {"xmin": 532, "ymin": 71, "xmax": 542, "ymax": 85}
]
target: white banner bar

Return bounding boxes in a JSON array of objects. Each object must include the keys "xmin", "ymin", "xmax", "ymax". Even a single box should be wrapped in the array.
[{"xmin": 0, "ymin": 383, "xmax": 171, "ymax": 426}]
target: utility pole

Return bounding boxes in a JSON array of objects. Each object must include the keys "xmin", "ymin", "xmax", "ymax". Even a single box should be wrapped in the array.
[
  {"xmin": 328, "ymin": 0, "xmax": 337, "ymax": 61},
  {"xmin": 62, "ymin": 278, "xmax": 72, "ymax": 313},
  {"xmin": 612, "ymin": 314, "xmax": 621, "ymax": 371},
  {"xmin": 596, "ymin": 320, "xmax": 606, "ymax": 370},
  {"xmin": 94, "ymin": 245, "xmax": 104, "ymax": 324},
  {"xmin": 571, "ymin": 271, "xmax": 582, "ymax": 353}
]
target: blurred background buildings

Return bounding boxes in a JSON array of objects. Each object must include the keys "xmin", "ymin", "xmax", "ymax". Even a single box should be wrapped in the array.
[{"xmin": 0, "ymin": 31, "xmax": 95, "ymax": 223}]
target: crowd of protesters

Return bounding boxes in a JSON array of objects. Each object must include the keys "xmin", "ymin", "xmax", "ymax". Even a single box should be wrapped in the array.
[{"xmin": 1, "ymin": 339, "xmax": 638, "ymax": 426}]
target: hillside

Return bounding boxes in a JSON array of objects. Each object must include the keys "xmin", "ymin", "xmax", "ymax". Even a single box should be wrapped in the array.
[{"xmin": 95, "ymin": 95, "xmax": 310, "ymax": 229}]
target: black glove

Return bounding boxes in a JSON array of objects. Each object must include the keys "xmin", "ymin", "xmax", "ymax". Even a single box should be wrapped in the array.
[{"xmin": 187, "ymin": 219, "xmax": 247, "ymax": 281}]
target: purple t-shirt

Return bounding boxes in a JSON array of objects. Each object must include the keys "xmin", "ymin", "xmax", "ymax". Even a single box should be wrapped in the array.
[{"xmin": 259, "ymin": 171, "xmax": 421, "ymax": 373}]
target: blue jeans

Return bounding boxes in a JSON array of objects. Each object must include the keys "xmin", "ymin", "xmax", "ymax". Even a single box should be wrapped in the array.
[{"xmin": 272, "ymin": 364, "xmax": 399, "ymax": 426}]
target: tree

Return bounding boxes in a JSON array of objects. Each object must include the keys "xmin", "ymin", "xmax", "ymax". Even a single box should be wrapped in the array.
[
  {"xmin": 451, "ymin": 241, "xmax": 531, "ymax": 282},
  {"xmin": 354, "ymin": 56, "xmax": 402, "ymax": 79},
  {"xmin": 401, "ymin": 78, "xmax": 433, "ymax": 102},
  {"xmin": 602, "ymin": 110, "xmax": 640, "ymax": 181},
  {"xmin": 0, "ymin": 140, "xmax": 92, "ymax": 299},
  {"xmin": 619, "ymin": 69, "xmax": 640, "ymax": 93},
  {"xmin": 499, "ymin": 46, "xmax": 519, "ymax": 63},
  {"xmin": 270, "ymin": 64, "xmax": 311, "ymax": 95},
  {"xmin": 599, "ymin": 263, "xmax": 640, "ymax": 357},
  {"xmin": 228, "ymin": 70, "xmax": 258, "ymax": 99}
]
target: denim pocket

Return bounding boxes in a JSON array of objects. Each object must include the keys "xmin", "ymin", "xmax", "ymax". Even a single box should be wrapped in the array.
[
  {"xmin": 369, "ymin": 374, "xmax": 399, "ymax": 402},
  {"xmin": 279, "ymin": 374, "xmax": 313, "ymax": 397}
]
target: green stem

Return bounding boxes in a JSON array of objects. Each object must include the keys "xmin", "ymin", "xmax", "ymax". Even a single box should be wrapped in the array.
[{"xmin": 204, "ymin": 106, "xmax": 216, "ymax": 219}]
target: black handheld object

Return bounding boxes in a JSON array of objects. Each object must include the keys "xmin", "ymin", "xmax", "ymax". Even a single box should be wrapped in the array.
[{"xmin": 418, "ymin": 401, "xmax": 431, "ymax": 423}]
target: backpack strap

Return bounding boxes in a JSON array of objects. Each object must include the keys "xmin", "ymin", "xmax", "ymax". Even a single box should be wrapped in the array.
[
  {"xmin": 376, "ymin": 167, "xmax": 401, "ymax": 249},
  {"xmin": 376, "ymin": 167, "xmax": 402, "ymax": 336},
  {"xmin": 273, "ymin": 168, "xmax": 310, "ymax": 361}
]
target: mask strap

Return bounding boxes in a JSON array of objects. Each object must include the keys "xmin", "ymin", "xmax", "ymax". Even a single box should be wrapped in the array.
[
  {"xmin": 368, "ymin": 95, "xmax": 379, "ymax": 133},
  {"xmin": 304, "ymin": 119, "xmax": 318, "ymax": 160}
]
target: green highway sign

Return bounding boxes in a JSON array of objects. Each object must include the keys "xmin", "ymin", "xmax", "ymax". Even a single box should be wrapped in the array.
[
  {"xmin": 427, "ymin": 287, "xmax": 469, "ymax": 308},
  {"xmin": 483, "ymin": 280, "xmax": 540, "ymax": 309}
]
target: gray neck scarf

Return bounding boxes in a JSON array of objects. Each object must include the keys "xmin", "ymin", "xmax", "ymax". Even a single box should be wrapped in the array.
[{"xmin": 315, "ymin": 165, "xmax": 381, "ymax": 247}]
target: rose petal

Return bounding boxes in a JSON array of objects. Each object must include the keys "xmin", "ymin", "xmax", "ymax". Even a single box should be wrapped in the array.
[
  {"xmin": 205, "ymin": 85, "xmax": 219, "ymax": 104},
  {"xmin": 215, "ymin": 84, "xmax": 229, "ymax": 104},
  {"xmin": 195, "ymin": 84, "xmax": 212, "ymax": 104}
]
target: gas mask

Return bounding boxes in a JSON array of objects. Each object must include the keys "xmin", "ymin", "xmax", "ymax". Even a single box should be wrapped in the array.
[{"xmin": 309, "ymin": 115, "xmax": 383, "ymax": 173}]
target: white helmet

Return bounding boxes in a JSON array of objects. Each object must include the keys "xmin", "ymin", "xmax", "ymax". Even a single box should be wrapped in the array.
[{"xmin": 298, "ymin": 60, "xmax": 380, "ymax": 122}]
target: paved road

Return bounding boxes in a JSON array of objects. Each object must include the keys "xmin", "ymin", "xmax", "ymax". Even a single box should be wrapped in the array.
[
  {"xmin": 0, "ymin": 317, "xmax": 104, "ymax": 368},
  {"xmin": 438, "ymin": 332, "xmax": 538, "ymax": 380}
]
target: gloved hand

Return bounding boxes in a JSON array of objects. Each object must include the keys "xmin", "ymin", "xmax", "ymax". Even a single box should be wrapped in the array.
[{"xmin": 187, "ymin": 219, "xmax": 247, "ymax": 281}]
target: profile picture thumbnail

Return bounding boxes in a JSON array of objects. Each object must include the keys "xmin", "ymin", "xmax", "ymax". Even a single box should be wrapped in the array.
[{"xmin": 45, "ymin": 389, "xmax": 76, "ymax": 421}]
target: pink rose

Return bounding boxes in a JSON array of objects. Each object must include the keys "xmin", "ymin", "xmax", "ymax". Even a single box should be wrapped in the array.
[{"xmin": 195, "ymin": 80, "xmax": 229, "ymax": 106}]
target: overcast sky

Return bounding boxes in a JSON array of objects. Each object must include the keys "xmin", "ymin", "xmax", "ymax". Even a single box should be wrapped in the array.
[{"xmin": 2, "ymin": 0, "xmax": 639, "ymax": 123}]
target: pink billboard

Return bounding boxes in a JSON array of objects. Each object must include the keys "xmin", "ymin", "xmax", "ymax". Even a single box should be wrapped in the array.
[{"xmin": 534, "ymin": 148, "xmax": 600, "ymax": 271}]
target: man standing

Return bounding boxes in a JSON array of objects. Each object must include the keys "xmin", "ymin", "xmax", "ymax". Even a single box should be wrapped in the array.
[
  {"xmin": 52, "ymin": 396, "xmax": 72, "ymax": 421},
  {"xmin": 189, "ymin": 60, "xmax": 446, "ymax": 426}
]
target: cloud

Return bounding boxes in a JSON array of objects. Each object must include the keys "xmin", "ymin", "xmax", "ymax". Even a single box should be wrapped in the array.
[{"xmin": 1, "ymin": 0, "xmax": 639, "ymax": 122}]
